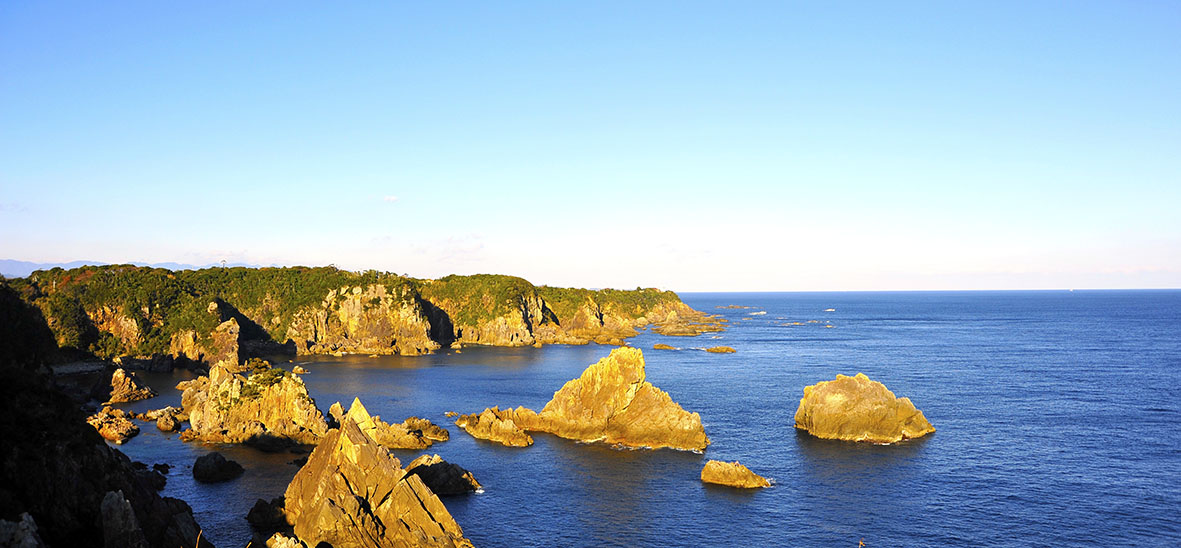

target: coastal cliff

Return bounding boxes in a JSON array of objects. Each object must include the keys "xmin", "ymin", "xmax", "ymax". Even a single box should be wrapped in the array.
[{"xmin": 8, "ymin": 265, "xmax": 722, "ymax": 363}]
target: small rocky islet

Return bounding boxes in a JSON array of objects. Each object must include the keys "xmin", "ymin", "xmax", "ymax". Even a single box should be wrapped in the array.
[{"xmin": 0, "ymin": 267, "xmax": 939, "ymax": 546}]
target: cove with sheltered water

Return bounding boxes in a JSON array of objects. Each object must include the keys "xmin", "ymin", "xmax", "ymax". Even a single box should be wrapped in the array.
[{"xmin": 109, "ymin": 290, "xmax": 1180, "ymax": 547}]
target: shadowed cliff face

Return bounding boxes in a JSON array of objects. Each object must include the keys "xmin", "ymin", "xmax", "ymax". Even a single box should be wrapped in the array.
[
  {"xmin": 793, "ymin": 373, "xmax": 936, "ymax": 444},
  {"xmin": 10, "ymin": 266, "xmax": 723, "ymax": 362}
]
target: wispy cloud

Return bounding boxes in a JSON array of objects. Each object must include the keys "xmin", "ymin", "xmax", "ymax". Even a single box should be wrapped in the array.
[{"xmin": 382, "ymin": 195, "xmax": 399, "ymax": 203}]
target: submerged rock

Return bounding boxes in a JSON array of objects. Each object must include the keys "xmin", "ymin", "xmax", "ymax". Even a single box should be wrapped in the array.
[
  {"xmin": 192, "ymin": 452, "xmax": 244, "ymax": 483},
  {"xmin": 794, "ymin": 373, "xmax": 935, "ymax": 444},
  {"xmin": 454, "ymin": 406, "xmax": 534, "ymax": 447},
  {"xmin": 284, "ymin": 407, "xmax": 473, "ymax": 548},
  {"xmin": 179, "ymin": 363, "xmax": 327, "ymax": 445},
  {"xmin": 92, "ymin": 368, "xmax": 157, "ymax": 404},
  {"xmin": 86, "ymin": 406, "xmax": 139, "ymax": 444},
  {"xmin": 404, "ymin": 454, "xmax": 482, "ymax": 496},
  {"xmin": 457, "ymin": 348, "xmax": 709, "ymax": 451},
  {"xmin": 700, "ymin": 460, "xmax": 771, "ymax": 489}
]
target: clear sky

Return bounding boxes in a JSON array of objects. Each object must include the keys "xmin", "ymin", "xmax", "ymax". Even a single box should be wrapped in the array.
[{"xmin": 2, "ymin": 2, "xmax": 1178, "ymax": 291}]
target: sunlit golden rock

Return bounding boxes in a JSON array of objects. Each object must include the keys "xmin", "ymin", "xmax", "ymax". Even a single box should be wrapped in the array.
[
  {"xmin": 794, "ymin": 373, "xmax": 935, "ymax": 444},
  {"xmin": 700, "ymin": 460, "xmax": 771, "ymax": 489}
]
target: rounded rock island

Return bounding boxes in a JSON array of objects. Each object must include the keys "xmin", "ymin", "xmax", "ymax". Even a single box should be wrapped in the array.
[{"xmin": 793, "ymin": 373, "xmax": 935, "ymax": 444}]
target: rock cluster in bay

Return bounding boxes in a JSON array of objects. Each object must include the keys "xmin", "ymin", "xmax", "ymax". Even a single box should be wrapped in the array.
[
  {"xmin": 178, "ymin": 363, "xmax": 327, "ymax": 446},
  {"xmin": 700, "ymin": 460, "xmax": 771, "ymax": 489},
  {"xmin": 283, "ymin": 402, "xmax": 474, "ymax": 548},
  {"xmin": 86, "ymin": 406, "xmax": 140, "ymax": 444},
  {"xmin": 456, "ymin": 347, "xmax": 709, "ymax": 451},
  {"xmin": 92, "ymin": 367, "xmax": 157, "ymax": 404},
  {"xmin": 794, "ymin": 373, "xmax": 935, "ymax": 444},
  {"xmin": 454, "ymin": 406, "xmax": 535, "ymax": 447},
  {"xmin": 327, "ymin": 398, "xmax": 450, "ymax": 450}
]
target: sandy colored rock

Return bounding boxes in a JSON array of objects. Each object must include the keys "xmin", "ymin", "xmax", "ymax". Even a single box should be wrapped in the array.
[
  {"xmin": 332, "ymin": 398, "xmax": 446, "ymax": 450},
  {"xmin": 794, "ymin": 373, "xmax": 935, "ymax": 444},
  {"xmin": 292, "ymin": 365, "xmax": 309, "ymax": 374},
  {"xmin": 285, "ymin": 284, "xmax": 440, "ymax": 356},
  {"xmin": 454, "ymin": 406, "xmax": 533, "ymax": 447},
  {"xmin": 86, "ymin": 406, "xmax": 139, "ymax": 444},
  {"xmin": 404, "ymin": 454, "xmax": 482, "ymax": 495},
  {"xmin": 491, "ymin": 347, "xmax": 709, "ymax": 451},
  {"xmin": 705, "ymin": 346, "xmax": 736, "ymax": 354},
  {"xmin": 652, "ymin": 343, "xmax": 677, "ymax": 350},
  {"xmin": 284, "ymin": 410, "xmax": 473, "ymax": 548},
  {"xmin": 179, "ymin": 364, "xmax": 327, "ymax": 445},
  {"xmin": 93, "ymin": 368, "xmax": 157, "ymax": 404},
  {"xmin": 700, "ymin": 460, "xmax": 771, "ymax": 489}
]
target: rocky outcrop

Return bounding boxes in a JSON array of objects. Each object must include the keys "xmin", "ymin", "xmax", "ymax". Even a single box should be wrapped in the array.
[
  {"xmin": 192, "ymin": 452, "xmax": 244, "ymax": 483},
  {"xmin": 100, "ymin": 490, "xmax": 149, "ymax": 548},
  {"xmin": 705, "ymin": 346, "xmax": 736, "ymax": 354},
  {"xmin": 329, "ymin": 398, "xmax": 449, "ymax": 450},
  {"xmin": 794, "ymin": 373, "xmax": 935, "ymax": 444},
  {"xmin": 88, "ymin": 306, "xmax": 142, "ymax": 352},
  {"xmin": 86, "ymin": 406, "xmax": 140, "ymax": 444},
  {"xmin": 284, "ymin": 407, "xmax": 474, "ymax": 548},
  {"xmin": 653, "ymin": 343, "xmax": 677, "ymax": 350},
  {"xmin": 130, "ymin": 406, "xmax": 183, "ymax": 432},
  {"xmin": 0, "ymin": 512, "xmax": 45, "ymax": 548},
  {"xmin": 92, "ymin": 367, "xmax": 157, "ymax": 403},
  {"xmin": 179, "ymin": 364, "xmax": 327, "ymax": 445},
  {"xmin": 405, "ymin": 454, "xmax": 482, "ymax": 496},
  {"xmin": 0, "ymin": 365, "xmax": 210, "ymax": 547},
  {"xmin": 700, "ymin": 460, "xmax": 771, "ymax": 489},
  {"xmin": 286, "ymin": 285, "xmax": 439, "ymax": 356},
  {"xmin": 454, "ymin": 406, "xmax": 534, "ymax": 447},
  {"xmin": 457, "ymin": 348, "xmax": 709, "ymax": 451}
]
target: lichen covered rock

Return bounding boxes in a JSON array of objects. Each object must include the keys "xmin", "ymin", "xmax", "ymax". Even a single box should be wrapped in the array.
[
  {"xmin": 454, "ymin": 407, "xmax": 534, "ymax": 447},
  {"xmin": 283, "ymin": 408, "xmax": 473, "ymax": 548},
  {"xmin": 794, "ymin": 373, "xmax": 935, "ymax": 444},
  {"xmin": 700, "ymin": 460, "xmax": 771, "ymax": 489}
]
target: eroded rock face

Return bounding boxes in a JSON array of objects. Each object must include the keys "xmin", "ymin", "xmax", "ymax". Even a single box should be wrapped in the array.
[
  {"xmin": 286, "ymin": 285, "xmax": 440, "ymax": 357},
  {"xmin": 86, "ymin": 406, "xmax": 139, "ymax": 444},
  {"xmin": 454, "ymin": 407, "xmax": 534, "ymax": 447},
  {"xmin": 700, "ymin": 460, "xmax": 771, "ymax": 489},
  {"xmin": 92, "ymin": 368, "xmax": 157, "ymax": 404},
  {"xmin": 284, "ymin": 412, "xmax": 473, "ymax": 548},
  {"xmin": 179, "ymin": 364, "xmax": 327, "ymax": 445},
  {"xmin": 793, "ymin": 373, "xmax": 935, "ymax": 444},
  {"xmin": 405, "ymin": 454, "xmax": 482, "ymax": 496},
  {"xmin": 457, "ymin": 348, "xmax": 709, "ymax": 451}
]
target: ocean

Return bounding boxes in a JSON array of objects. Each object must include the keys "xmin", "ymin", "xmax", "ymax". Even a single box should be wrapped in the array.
[{"xmin": 114, "ymin": 290, "xmax": 1181, "ymax": 547}]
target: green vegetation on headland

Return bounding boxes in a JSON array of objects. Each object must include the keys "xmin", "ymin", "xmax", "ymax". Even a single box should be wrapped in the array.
[{"xmin": 3, "ymin": 265, "xmax": 721, "ymax": 363}]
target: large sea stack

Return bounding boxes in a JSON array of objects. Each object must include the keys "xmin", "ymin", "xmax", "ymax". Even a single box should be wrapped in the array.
[
  {"xmin": 793, "ymin": 373, "xmax": 935, "ymax": 444},
  {"xmin": 458, "ymin": 347, "xmax": 710, "ymax": 451}
]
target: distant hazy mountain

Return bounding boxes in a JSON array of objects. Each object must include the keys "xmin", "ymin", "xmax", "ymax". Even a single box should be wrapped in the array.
[{"xmin": 0, "ymin": 259, "xmax": 264, "ymax": 279}]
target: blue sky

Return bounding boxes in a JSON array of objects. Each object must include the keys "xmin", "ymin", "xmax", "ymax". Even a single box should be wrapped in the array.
[{"xmin": 1, "ymin": 2, "xmax": 1178, "ymax": 290}]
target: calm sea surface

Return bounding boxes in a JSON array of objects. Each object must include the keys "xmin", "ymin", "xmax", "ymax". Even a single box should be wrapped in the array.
[{"xmin": 115, "ymin": 291, "xmax": 1181, "ymax": 547}]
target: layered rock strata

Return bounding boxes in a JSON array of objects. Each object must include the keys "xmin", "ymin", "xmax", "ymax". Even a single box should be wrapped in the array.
[
  {"xmin": 457, "ymin": 348, "xmax": 709, "ymax": 451},
  {"xmin": 179, "ymin": 364, "xmax": 327, "ymax": 445},
  {"xmin": 283, "ymin": 408, "xmax": 474, "ymax": 548},
  {"xmin": 794, "ymin": 373, "xmax": 935, "ymax": 444},
  {"xmin": 700, "ymin": 460, "xmax": 771, "ymax": 489}
]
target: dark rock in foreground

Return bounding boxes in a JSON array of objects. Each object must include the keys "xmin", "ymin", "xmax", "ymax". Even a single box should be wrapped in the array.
[{"xmin": 192, "ymin": 452, "xmax": 244, "ymax": 483}]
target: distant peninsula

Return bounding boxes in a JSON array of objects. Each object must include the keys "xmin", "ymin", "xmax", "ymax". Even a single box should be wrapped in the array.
[{"xmin": 2, "ymin": 265, "xmax": 725, "ymax": 366}]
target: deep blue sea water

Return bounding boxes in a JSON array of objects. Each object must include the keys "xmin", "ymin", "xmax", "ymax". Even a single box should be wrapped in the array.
[{"xmin": 115, "ymin": 290, "xmax": 1181, "ymax": 547}]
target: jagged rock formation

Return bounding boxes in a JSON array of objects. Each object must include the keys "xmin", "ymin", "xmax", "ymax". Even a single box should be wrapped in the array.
[
  {"xmin": 328, "ymin": 398, "xmax": 449, "ymax": 450},
  {"xmin": 86, "ymin": 406, "xmax": 140, "ymax": 444},
  {"xmin": 171, "ymin": 314, "xmax": 241, "ymax": 367},
  {"xmin": 91, "ymin": 367, "xmax": 157, "ymax": 403},
  {"xmin": 286, "ymin": 284, "xmax": 440, "ymax": 356},
  {"xmin": 404, "ymin": 454, "xmax": 482, "ymax": 496},
  {"xmin": 454, "ymin": 406, "xmax": 534, "ymax": 447},
  {"xmin": 794, "ymin": 373, "xmax": 935, "ymax": 444},
  {"xmin": 284, "ymin": 406, "xmax": 474, "ymax": 548},
  {"xmin": 458, "ymin": 348, "xmax": 710, "ymax": 451},
  {"xmin": 0, "ymin": 513, "xmax": 45, "ymax": 547},
  {"xmin": 700, "ymin": 460, "xmax": 771, "ymax": 489},
  {"xmin": 179, "ymin": 363, "xmax": 327, "ymax": 445},
  {"xmin": 100, "ymin": 490, "xmax": 150, "ymax": 548}
]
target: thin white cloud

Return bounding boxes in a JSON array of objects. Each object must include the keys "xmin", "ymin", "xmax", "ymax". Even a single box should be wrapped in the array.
[{"xmin": 382, "ymin": 195, "xmax": 399, "ymax": 203}]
